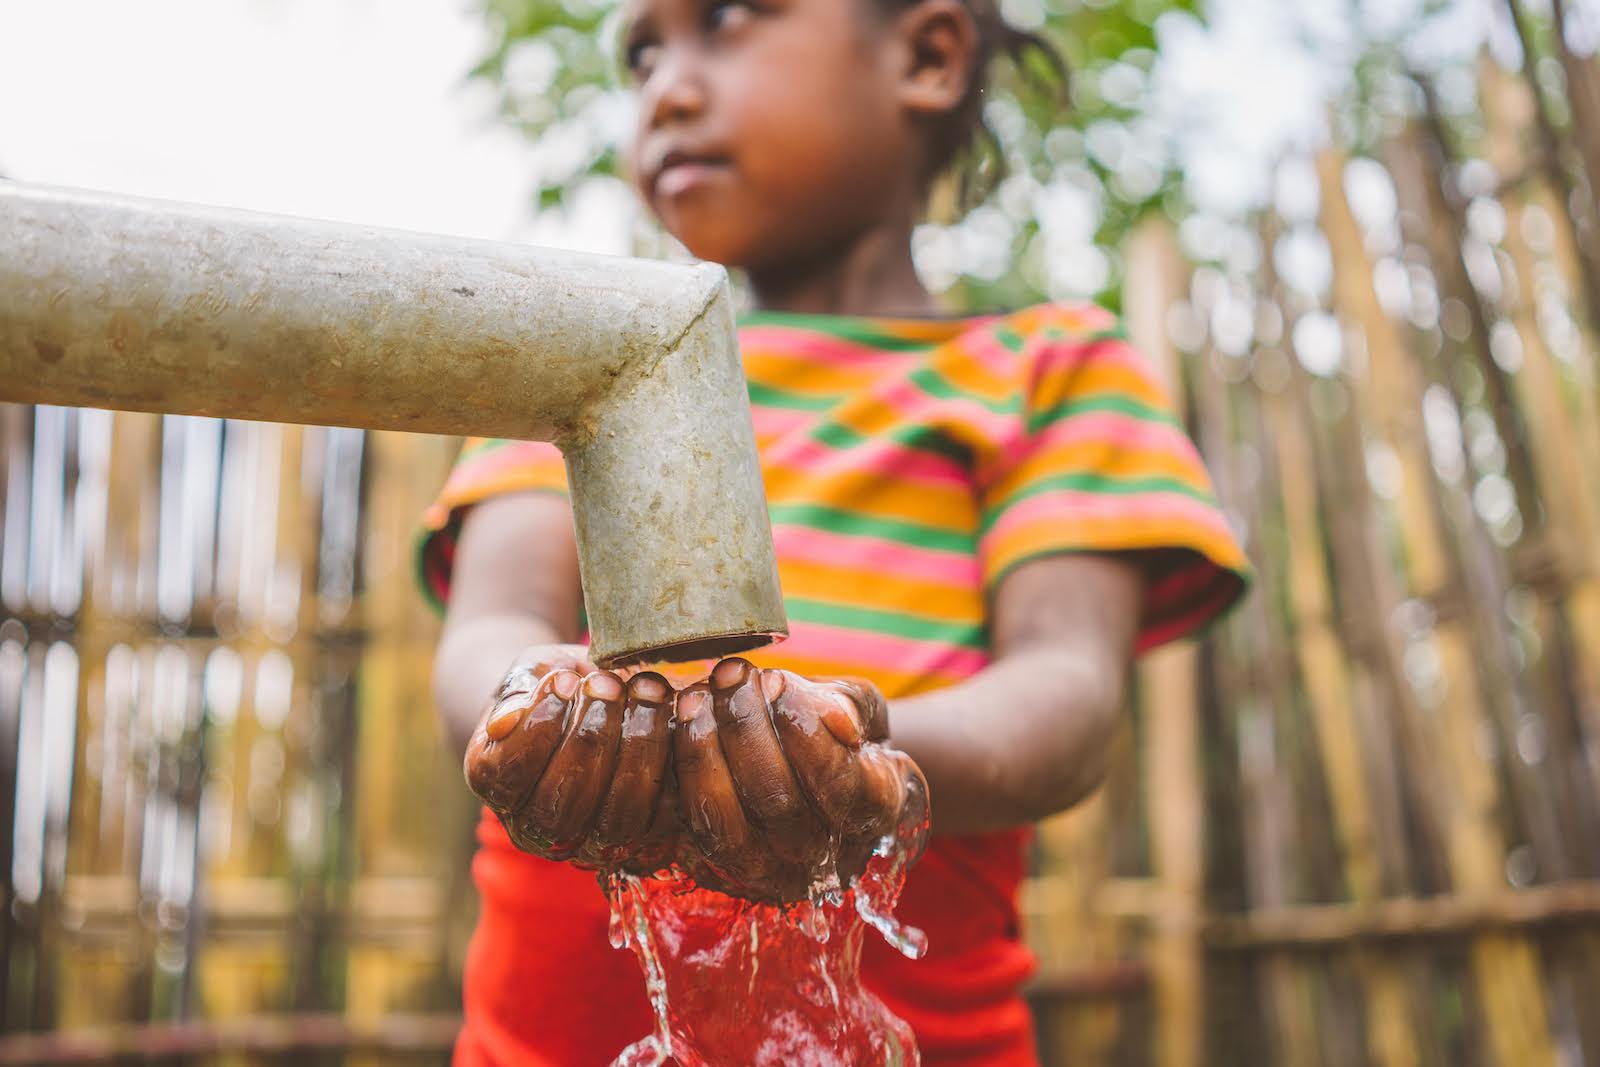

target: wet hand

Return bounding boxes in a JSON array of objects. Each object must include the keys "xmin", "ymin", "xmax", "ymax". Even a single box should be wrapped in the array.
[
  {"xmin": 673, "ymin": 658, "xmax": 928, "ymax": 904},
  {"xmin": 464, "ymin": 647, "xmax": 678, "ymax": 873}
]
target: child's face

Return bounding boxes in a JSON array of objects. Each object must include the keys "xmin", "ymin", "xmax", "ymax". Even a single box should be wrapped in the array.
[{"xmin": 623, "ymin": 0, "xmax": 919, "ymax": 271}]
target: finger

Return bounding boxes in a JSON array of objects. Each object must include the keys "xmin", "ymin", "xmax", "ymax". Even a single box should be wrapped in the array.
[
  {"xmin": 615, "ymin": 761, "xmax": 681, "ymax": 875},
  {"xmin": 708, "ymin": 660, "xmax": 824, "ymax": 865},
  {"xmin": 672, "ymin": 683, "xmax": 774, "ymax": 894},
  {"xmin": 588, "ymin": 671, "xmax": 675, "ymax": 858},
  {"xmin": 511, "ymin": 671, "xmax": 626, "ymax": 858},
  {"xmin": 895, "ymin": 752, "xmax": 932, "ymax": 861},
  {"xmin": 464, "ymin": 670, "xmax": 580, "ymax": 814},
  {"xmin": 852, "ymin": 744, "xmax": 910, "ymax": 840},
  {"xmin": 767, "ymin": 676, "xmax": 866, "ymax": 833},
  {"xmin": 831, "ymin": 679, "xmax": 889, "ymax": 743},
  {"xmin": 840, "ymin": 750, "xmax": 929, "ymax": 884},
  {"xmin": 501, "ymin": 645, "xmax": 597, "ymax": 698}
]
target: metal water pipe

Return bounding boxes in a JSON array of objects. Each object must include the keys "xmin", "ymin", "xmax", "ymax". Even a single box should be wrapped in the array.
[{"xmin": 0, "ymin": 182, "xmax": 788, "ymax": 667}]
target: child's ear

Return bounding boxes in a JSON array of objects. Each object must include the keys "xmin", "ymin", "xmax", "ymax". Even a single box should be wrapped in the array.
[{"xmin": 894, "ymin": 0, "xmax": 979, "ymax": 116}]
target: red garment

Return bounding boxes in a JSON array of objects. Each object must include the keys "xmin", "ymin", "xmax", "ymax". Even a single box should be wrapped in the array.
[{"xmin": 453, "ymin": 811, "xmax": 1038, "ymax": 1067}]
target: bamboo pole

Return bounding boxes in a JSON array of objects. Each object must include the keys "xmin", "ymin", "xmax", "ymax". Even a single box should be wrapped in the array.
[
  {"xmin": 1544, "ymin": 0, "xmax": 1600, "ymax": 214},
  {"xmin": 1389, "ymin": 121, "xmax": 1577, "ymax": 879},
  {"xmin": 1501, "ymin": 0, "xmax": 1600, "ymax": 336},
  {"xmin": 1126, "ymin": 221, "xmax": 1205, "ymax": 1067},
  {"xmin": 1227, "ymin": 392, "xmax": 1323, "ymax": 1067},
  {"xmin": 1330, "ymin": 132, "xmax": 1562, "ymax": 1065},
  {"xmin": 1272, "ymin": 354, "xmax": 1425, "ymax": 1067},
  {"xmin": 1480, "ymin": 58, "xmax": 1600, "ymax": 835},
  {"xmin": 1204, "ymin": 881, "xmax": 1600, "ymax": 947},
  {"xmin": 1256, "ymin": 208, "xmax": 1425, "ymax": 1067}
]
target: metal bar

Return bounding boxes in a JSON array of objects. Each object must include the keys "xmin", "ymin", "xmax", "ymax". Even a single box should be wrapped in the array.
[
  {"xmin": 0, "ymin": 183, "xmax": 787, "ymax": 665},
  {"xmin": 1204, "ymin": 881, "xmax": 1600, "ymax": 950}
]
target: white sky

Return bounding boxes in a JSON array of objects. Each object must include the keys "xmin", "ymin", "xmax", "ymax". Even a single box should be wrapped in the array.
[{"xmin": 0, "ymin": 0, "xmax": 551, "ymax": 241}]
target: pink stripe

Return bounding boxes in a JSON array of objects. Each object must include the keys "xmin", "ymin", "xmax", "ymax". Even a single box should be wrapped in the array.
[
  {"xmin": 867, "ymin": 376, "xmax": 1018, "ymax": 446},
  {"xmin": 1049, "ymin": 303, "xmax": 1119, "ymax": 334},
  {"xmin": 983, "ymin": 488, "xmax": 1234, "ymax": 547},
  {"xmin": 763, "ymin": 435, "xmax": 971, "ymax": 493},
  {"xmin": 1041, "ymin": 335, "xmax": 1154, "ymax": 377},
  {"xmin": 988, "ymin": 400, "xmax": 1195, "ymax": 485},
  {"xmin": 776, "ymin": 621, "xmax": 989, "ymax": 679},
  {"xmin": 742, "ymin": 327, "xmax": 928, "ymax": 370},
  {"xmin": 446, "ymin": 441, "xmax": 563, "ymax": 492},
  {"xmin": 774, "ymin": 525, "xmax": 982, "ymax": 588},
  {"xmin": 957, "ymin": 326, "xmax": 1030, "ymax": 384},
  {"xmin": 1024, "ymin": 409, "xmax": 1200, "ymax": 458},
  {"xmin": 750, "ymin": 405, "xmax": 814, "ymax": 440}
]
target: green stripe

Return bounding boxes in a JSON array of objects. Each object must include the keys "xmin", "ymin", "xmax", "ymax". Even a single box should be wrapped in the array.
[
  {"xmin": 747, "ymin": 380, "xmax": 839, "ymax": 412},
  {"xmin": 981, "ymin": 472, "xmax": 1218, "ymax": 533},
  {"xmin": 785, "ymin": 597, "xmax": 985, "ymax": 647},
  {"xmin": 460, "ymin": 437, "xmax": 516, "ymax": 458},
  {"xmin": 740, "ymin": 311, "xmax": 949, "ymax": 351},
  {"xmin": 906, "ymin": 366, "xmax": 1020, "ymax": 416},
  {"xmin": 993, "ymin": 325, "xmax": 1029, "ymax": 352},
  {"xmin": 808, "ymin": 421, "xmax": 971, "ymax": 468},
  {"xmin": 1026, "ymin": 394, "xmax": 1183, "ymax": 434},
  {"xmin": 768, "ymin": 502, "xmax": 975, "ymax": 554},
  {"xmin": 1054, "ymin": 324, "xmax": 1131, "ymax": 344}
]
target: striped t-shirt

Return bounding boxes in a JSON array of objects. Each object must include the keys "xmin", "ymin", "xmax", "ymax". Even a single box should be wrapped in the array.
[{"xmin": 417, "ymin": 302, "xmax": 1248, "ymax": 1063}]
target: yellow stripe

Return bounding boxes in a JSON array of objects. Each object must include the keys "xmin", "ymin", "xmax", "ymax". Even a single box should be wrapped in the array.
[
  {"xmin": 984, "ymin": 516, "xmax": 1249, "ymax": 584},
  {"xmin": 932, "ymin": 351, "xmax": 1015, "ymax": 404},
  {"xmin": 1040, "ymin": 361, "xmax": 1169, "ymax": 410},
  {"xmin": 985, "ymin": 441, "xmax": 1213, "ymax": 504},
  {"xmin": 776, "ymin": 558, "xmax": 983, "ymax": 624},
  {"xmin": 738, "ymin": 649, "xmax": 969, "ymax": 699},
  {"xmin": 763, "ymin": 466, "xmax": 977, "ymax": 527},
  {"xmin": 743, "ymin": 353, "xmax": 891, "ymax": 396},
  {"xmin": 440, "ymin": 466, "xmax": 566, "ymax": 513}
]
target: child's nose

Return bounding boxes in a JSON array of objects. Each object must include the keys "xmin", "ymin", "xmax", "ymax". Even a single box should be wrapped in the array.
[{"xmin": 643, "ymin": 49, "xmax": 709, "ymax": 127}]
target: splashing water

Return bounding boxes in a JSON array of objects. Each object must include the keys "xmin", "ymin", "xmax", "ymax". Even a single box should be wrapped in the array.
[{"xmin": 605, "ymin": 796, "xmax": 930, "ymax": 1066}]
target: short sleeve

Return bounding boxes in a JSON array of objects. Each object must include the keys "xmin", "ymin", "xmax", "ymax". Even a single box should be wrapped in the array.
[
  {"xmin": 415, "ymin": 437, "xmax": 569, "ymax": 614},
  {"xmin": 975, "ymin": 308, "xmax": 1249, "ymax": 654}
]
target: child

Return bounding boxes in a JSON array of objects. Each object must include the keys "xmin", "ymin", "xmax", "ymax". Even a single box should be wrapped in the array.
[{"xmin": 419, "ymin": 0, "xmax": 1249, "ymax": 1060}]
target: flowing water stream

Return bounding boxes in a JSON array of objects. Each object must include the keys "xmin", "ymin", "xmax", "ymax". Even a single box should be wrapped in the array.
[{"xmin": 604, "ymin": 789, "xmax": 930, "ymax": 1067}]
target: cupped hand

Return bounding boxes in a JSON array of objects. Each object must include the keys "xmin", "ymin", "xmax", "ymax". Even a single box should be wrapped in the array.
[
  {"xmin": 464, "ymin": 646, "xmax": 678, "ymax": 873},
  {"xmin": 673, "ymin": 658, "xmax": 928, "ymax": 904}
]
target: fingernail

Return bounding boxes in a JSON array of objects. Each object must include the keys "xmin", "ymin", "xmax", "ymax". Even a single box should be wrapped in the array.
[
  {"xmin": 584, "ymin": 671, "xmax": 624, "ymax": 701},
  {"xmin": 760, "ymin": 669, "xmax": 786, "ymax": 701},
  {"xmin": 629, "ymin": 672, "xmax": 671, "ymax": 704},
  {"xmin": 484, "ymin": 700, "xmax": 523, "ymax": 741},
  {"xmin": 711, "ymin": 658, "xmax": 750, "ymax": 690},
  {"xmin": 677, "ymin": 689, "xmax": 710, "ymax": 723},
  {"xmin": 499, "ymin": 667, "xmax": 537, "ymax": 697},
  {"xmin": 551, "ymin": 670, "xmax": 580, "ymax": 701},
  {"xmin": 824, "ymin": 692, "xmax": 864, "ymax": 747}
]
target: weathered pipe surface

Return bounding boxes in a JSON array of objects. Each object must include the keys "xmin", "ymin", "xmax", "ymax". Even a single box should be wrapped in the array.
[{"xmin": 0, "ymin": 181, "xmax": 787, "ymax": 666}]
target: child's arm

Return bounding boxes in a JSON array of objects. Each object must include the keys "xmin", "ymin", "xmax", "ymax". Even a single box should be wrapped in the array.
[
  {"xmin": 888, "ymin": 551, "xmax": 1143, "ymax": 835},
  {"xmin": 673, "ymin": 552, "xmax": 1142, "ymax": 886},
  {"xmin": 431, "ymin": 491, "xmax": 587, "ymax": 756}
]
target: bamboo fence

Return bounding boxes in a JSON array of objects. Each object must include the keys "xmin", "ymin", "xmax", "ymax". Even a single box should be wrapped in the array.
[{"xmin": 4, "ymin": 25, "xmax": 1600, "ymax": 1067}]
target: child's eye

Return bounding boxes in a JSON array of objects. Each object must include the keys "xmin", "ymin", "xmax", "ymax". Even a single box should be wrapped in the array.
[
  {"xmin": 625, "ymin": 38, "xmax": 660, "ymax": 78},
  {"xmin": 705, "ymin": 0, "xmax": 753, "ymax": 32}
]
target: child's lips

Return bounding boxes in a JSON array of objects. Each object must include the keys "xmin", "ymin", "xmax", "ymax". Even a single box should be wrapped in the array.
[{"xmin": 655, "ymin": 158, "xmax": 731, "ymax": 199}]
